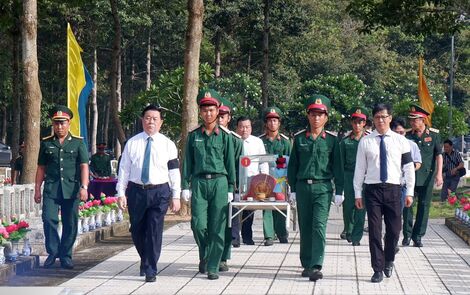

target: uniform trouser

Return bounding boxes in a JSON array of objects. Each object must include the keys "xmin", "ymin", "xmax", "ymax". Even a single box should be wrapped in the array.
[
  {"xmin": 42, "ymin": 196, "xmax": 79, "ymax": 260},
  {"xmin": 364, "ymin": 183, "xmax": 401, "ymax": 272},
  {"xmin": 440, "ymin": 175, "xmax": 460, "ymax": 202},
  {"xmin": 222, "ymin": 205, "xmax": 240, "ymax": 261},
  {"xmin": 271, "ymin": 210, "xmax": 288, "ymax": 239},
  {"xmin": 402, "ymin": 182, "xmax": 433, "ymax": 242},
  {"xmin": 241, "ymin": 209, "xmax": 274, "ymax": 242},
  {"xmin": 296, "ymin": 181, "xmax": 332, "ymax": 269},
  {"xmin": 191, "ymin": 176, "xmax": 228, "ymax": 274},
  {"xmin": 127, "ymin": 183, "xmax": 170, "ymax": 277},
  {"xmin": 343, "ymin": 173, "xmax": 366, "ymax": 242}
]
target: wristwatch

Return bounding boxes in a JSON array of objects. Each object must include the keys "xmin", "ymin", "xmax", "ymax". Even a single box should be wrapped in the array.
[{"xmin": 80, "ymin": 185, "xmax": 88, "ymax": 190}]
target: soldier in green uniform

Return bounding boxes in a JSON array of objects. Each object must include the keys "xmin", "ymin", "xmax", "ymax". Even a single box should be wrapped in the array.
[
  {"xmin": 34, "ymin": 105, "xmax": 89, "ymax": 269},
  {"xmin": 89, "ymin": 142, "xmax": 112, "ymax": 178},
  {"xmin": 218, "ymin": 97, "xmax": 244, "ymax": 271},
  {"xmin": 287, "ymin": 95, "xmax": 344, "ymax": 281},
  {"xmin": 403, "ymin": 104, "xmax": 443, "ymax": 247},
  {"xmin": 259, "ymin": 107, "xmax": 292, "ymax": 243},
  {"xmin": 181, "ymin": 89, "xmax": 236, "ymax": 280},
  {"xmin": 339, "ymin": 107, "xmax": 369, "ymax": 246}
]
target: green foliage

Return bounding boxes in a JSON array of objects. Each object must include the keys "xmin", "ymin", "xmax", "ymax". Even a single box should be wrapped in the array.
[{"xmin": 432, "ymin": 103, "xmax": 469, "ymax": 138}]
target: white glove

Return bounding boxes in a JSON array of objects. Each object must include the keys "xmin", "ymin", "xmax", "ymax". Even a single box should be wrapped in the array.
[
  {"xmin": 234, "ymin": 193, "xmax": 240, "ymax": 202},
  {"xmin": 334, "ymin": 194, "xmax": 344, "ymax": 206},
  {"xmin": 181, "ymin": 190, "xmax": 191, "ymax": 202},
  {"xmin": 228, "ymin": 192, "xmax": 233, "ymax": 203}
]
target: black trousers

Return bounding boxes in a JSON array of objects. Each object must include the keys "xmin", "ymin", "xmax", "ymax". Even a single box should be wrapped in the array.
[
  {"xmin": 127, "ymin": 182, "xmax": 171, "ymax": 277},
  {"xmin": 364, "ymin": 183, "xmax": 401, "ymax": 272},
  {"xmin": 231, "ymin": 207, "xmax": 240, "ymax": 242}
]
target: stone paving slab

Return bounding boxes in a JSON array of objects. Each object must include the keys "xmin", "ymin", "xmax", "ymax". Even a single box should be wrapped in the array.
[{"xmin": 53, "ymin": 208, "xmax": 470, "ymax": 295}]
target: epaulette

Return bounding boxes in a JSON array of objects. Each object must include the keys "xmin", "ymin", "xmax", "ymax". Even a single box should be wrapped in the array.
[
  {"xmin": 189, "ymin": 125, "xmax": 202, "ymax": 133},
  {"xmin": 71, "ymin": 134, "xmax": 83, "ymax": 140},
  {"xmin": 41, "ymin": 135, "xmax": 54, "ymax": 140},
  {"xmin": 343, "ymin": 130, "xmax": 352, "ymax": 137},
  {"xmin": 294, "ymin": 129, "xmax": 306, "ymax": 137},
  {"xmin": 231, "ymin": 130, "xmax": 242, "ymax": 139},
  {"xmin": 325, "ymin": 130, "xmax": 338, "ymax": 137},
  {"xmin": 258, "ymin": 133, "xmax": 266, "ymax": 138},
  {"xmin": 219, "ymin": 125, "xmax": 231, "ymax": 134},
  {"xmin": 280, "ymin": 133, "xmax": 289, "ymax": 140},
  {"xmin": 429, "ymin": 127, "xmax": 439, "ymax": 133}
]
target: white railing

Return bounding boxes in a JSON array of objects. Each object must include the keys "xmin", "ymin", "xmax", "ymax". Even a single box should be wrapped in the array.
[{"xmin": 0, "ymin": 184, "xmax": 40, "ymax": 222}]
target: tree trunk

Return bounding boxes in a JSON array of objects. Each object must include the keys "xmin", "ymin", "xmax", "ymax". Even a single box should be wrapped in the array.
[
  {"xmin": 1, "ymin": 108, "xmax": 6, "ymax": 143},
  {"xmin": 21, "ymin": 0, "xmax": 42, "ymax": 184},
  {"xmin": 214, "ymin": 30, "xmax": 221, "ymax": 78},
  {"xmin": 181, "ymin": 0, "xmax": 204, "ymax": 152},
  {"xmin": 115, "ymin": 55, "xmax": 122, "ymax": 158},
  {"xmin": 104, "ymin": 100, "xmax": 110, "ymax": 146},
  {"xmin": 146, "ymin": 31, "xmax": 151, "ymax": 90},
  {"xmin": 11, "ymin": 10, "xmax": 21, "ymax": 159},
  {"xmin": 261, "ymin": 0, "xmax": 270, "ymax": 108},
  {"xmin": 109, "ymin": 0, "xmax": 126, "ymax": 148},
  {"xmin": 91, "ymin": 47, "xmax": 98, "ymax": 154}
]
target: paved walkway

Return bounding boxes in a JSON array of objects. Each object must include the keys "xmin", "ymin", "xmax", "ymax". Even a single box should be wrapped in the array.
[{"xmin": 12, "ymin": 208, "xmax": 470, "ymax": 294}]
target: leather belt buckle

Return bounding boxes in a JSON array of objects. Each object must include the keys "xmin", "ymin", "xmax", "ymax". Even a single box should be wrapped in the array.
[
  {"xmin": 141, "ymin": 184, "xmax": 146, "ymax": 189},
  {"xmin": 307, "ymin": 179, "xmax": 313, "ymax": 184},
  {"xmin": 205, "ymin": 174, "xmax": 212, "ymax": 179}
]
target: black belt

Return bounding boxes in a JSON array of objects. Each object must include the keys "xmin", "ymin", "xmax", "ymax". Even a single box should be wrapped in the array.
[
  {"xmin": 128, "ymin": 181, "xmax": 168, "ymax": 190},
  {"xmin": 197, "ymin": 173, "xmax": 225, "ymax": 179},
  {"xmin": 303, "ymin": 179, "xmax": 330, "ymax": 184},
  {"xmin": 366, "ymin": 183, "xmax": 400, "ymax": 188}
]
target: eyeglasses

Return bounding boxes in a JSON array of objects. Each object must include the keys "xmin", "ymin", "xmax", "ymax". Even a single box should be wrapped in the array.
[
  {"xmin": 373, "ymin": 115, "xmax": 390, "ymax": 121},
  {"xmin": 143, "ymin": 117, "xmax": 160, "ymax": 122}
]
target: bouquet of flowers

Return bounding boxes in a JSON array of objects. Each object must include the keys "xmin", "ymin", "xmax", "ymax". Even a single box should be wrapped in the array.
[
  {"xmin": 0, "ymin": 226, "xmax": 9, "ymax": 245},
  {"xmin": 3, "ymin": 219, "xmax": 30, "ymax": 241}
]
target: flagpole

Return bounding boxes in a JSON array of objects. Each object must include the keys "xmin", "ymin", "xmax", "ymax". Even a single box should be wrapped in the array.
[{"xmin": 449, "ymin": 34, "xmax": 454, "ymax": 137}]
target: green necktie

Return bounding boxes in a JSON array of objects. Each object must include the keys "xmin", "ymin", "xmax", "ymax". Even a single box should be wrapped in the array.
[{"xmin": 141, "ymin": 137, "xmax": 152, "ymax": 184}]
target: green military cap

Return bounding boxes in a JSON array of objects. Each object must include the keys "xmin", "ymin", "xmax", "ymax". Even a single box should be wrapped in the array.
[
  {"xmin": 50, "ymin": 105, "xmax": 73, "ymax": 121},
  {"xmin": 349, "ymin": 106, "xmax": 368, "ymax": 120},
  {"xmin": 408, "ymin": 104, "xmax": 430, "ymax": 119},
  {"xmin": 197, "ymin": 88, "xmax": 221, "ymax": 107},
  {"xmin": 263, "ymin": 107, "xmax": 282, "ymax": 120},
  {"xmin": 304, "ymin": 94, "xmax": 331, "ymax": 113},
  {"xmin": 218, "ymin": 96, "xmax": 234, "ymax": 115}
]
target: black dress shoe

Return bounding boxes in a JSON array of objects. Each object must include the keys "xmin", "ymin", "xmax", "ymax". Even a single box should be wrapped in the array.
[
  {"xmin": 371, "ymin": 271, "xmax": 383, "ymax": 283},
  {"xmin": 346, "ymin": 234, "xmax": 352, "ymax": 243},
  {"xmin": 384, "ymin": 262, "xmax": 394, "ymax": 278},
  {"xmin": 309, "ymin": 269, "xmax": 323, "ymax": 281},
  {"xmin": 243, "ymin": 239, "xmax": 255, "ymax": 245},
  {"xmin": 279, "ymin": 237, "xmax": 288, "ymax": 244},
  {"xmin": 402, "ymin": 238, "xmax": 411, "ymax": 246},
  {"xmin": 44, "ymin": 255, "xmax": 57, "ymax": 268},
  {"xmin": 60, "ymin": 258, "xmax": 74, "ymax": 269},
  {"xmin": 207, "ymin": 273, "xmax": 219, "ymax": 280},
  {"xmin": 198, "ymin": 259, "xmax": 207, "ymax": 274},
  {"xmin": 413, "ymin": 240, "xmax": 423, "ymax": 247},
  {"xmin": 264, "ymin": 238, "xmax": 274, "ymax": 246},
  {"xmin": 145, "ymin": 275, "xmax": 156, "ymax": 283},
  {"xmin": 395, "ymin": 247, "xmax": 400, "ymax": 254},
  {"xmin": 219, "ymin": 261, "xmax": 229, "ymax": 272},
  {"xmin": 340, "ymin": 232, "xmax": 347, "ymax": 240},
  {"xmin": 301, "ymin": 268, "xmax": 312, "ymax": 277},
  {"xmin": 352, "ymin": 241, "xmax": 360, "ymax": 246},
  {"xmin": 232, "ymin": 240, "xmax": 240, "ymax": 248}
]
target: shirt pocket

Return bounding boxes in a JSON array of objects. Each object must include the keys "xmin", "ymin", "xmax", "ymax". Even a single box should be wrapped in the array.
[{"xmin": 63, "ymin": 147, "xmax": 77, "ymax": 160}]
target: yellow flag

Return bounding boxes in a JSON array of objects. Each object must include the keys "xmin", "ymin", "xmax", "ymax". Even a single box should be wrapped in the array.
[
  {"xmin": 418, "ymin": 57, "xmax": 434, "ymax": 126},
  {"xmin": 67, "ymin": 23, "xmax": 86, "ymax": 136}
]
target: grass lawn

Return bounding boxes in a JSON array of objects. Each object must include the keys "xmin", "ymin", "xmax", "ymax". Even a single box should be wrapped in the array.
[{"xmin": 428, "ymin": 183, "xmax": 470, "ymax": 219}]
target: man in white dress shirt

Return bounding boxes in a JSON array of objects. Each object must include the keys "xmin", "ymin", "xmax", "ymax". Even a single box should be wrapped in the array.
[
  {"xmin": 117, "ymin": 104, "xmax": 181, "ymax": 283},
  {"xmin": 354, "ymin": 103, "xmax": 415, "ymax": 283},
  {"xmin": 236, "ymin": 117, "xmax": 275, "ymax": 246}
]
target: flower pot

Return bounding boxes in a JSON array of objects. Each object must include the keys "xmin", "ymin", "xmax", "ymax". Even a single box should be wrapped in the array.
[
  {"xmin": 82, "ymin": 217, "xmax": 90, "ymax": 233},
  {"xmin": 0, "ymin": 246, "xmax": 5, "ymax": 265},
  {"xmin": 95, "ymin": 212, "xmax": 103, "ymax": 228},
  {"xmin": 103, "ymin": 212, "xmax": 112, "ymax": 226},
  {"xmin": 77, "ymin": 218, "xmax": 83, "ymax": 235},
  {"xmin": 22, "ymin": 238, "xmax": 32, "ymax": 256},
  {"xmin": 117, "ymin": 209, "xmax": 123, "ymax": 222},
  {"xmin": 5, "ymin": 241, "xmax": 19, "ymax": 262},
  {"xmin": 110, "ymin": 209, "xmax": 116, "ymax": 223},
  {"xmin": 89, "ymin": 215, "xmax": 96, "ymax": 231}
]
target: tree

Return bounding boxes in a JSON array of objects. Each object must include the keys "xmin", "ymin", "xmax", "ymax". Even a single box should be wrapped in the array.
[{"xmin": 21, "ymin": 0, "xmax": 42, "ymax": 184}]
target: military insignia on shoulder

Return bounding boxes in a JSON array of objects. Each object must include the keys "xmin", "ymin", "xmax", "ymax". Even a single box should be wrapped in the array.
[
  {"xmin": 429, "ymin": 127, "xmax": 439, "ymax": 133},
  {"xmin": 71, "ymin": 134, "xmax": 83, "ymax": 140},
  {"xmin": 42, "ymin": 134, "xmax": 54, "ymax": 140},
  {"xmin": 219, "ymin": 125, "xmax": 231, "ymax": 134},
  {"xmin": 231, "ymin": 130, "xmax": 242, "ymax": 138},
  {"xmin": 325, "ymin": 130, "xmax": 338, "ymax": 137},
  {"xmin": 294, "ymin": 129, "xmax": 306, "ymax": 137},
  {"xmin": 280, "ymin": 133, "xmax": 289, "ymax": 140},
  {"xmin": 258, "ymin": 133, "xmax": 266, "ymax": 138}
]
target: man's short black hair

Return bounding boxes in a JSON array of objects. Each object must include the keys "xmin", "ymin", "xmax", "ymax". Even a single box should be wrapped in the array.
[
  {"xmin": 444, "ymin": 139, "xmax": 453, "ymax": 146},
  {"xmin": 390, "ymin": 117, "xmax": 406, "ymax": 130},
  {"xmin": 372, "ymin": 103, "xmax": 392, "ymax": 116},
  {"xmin": 236, "ymin": 116, "xmax": 251, "ymax": 126},
  {"xmin": 141, "ymin": 104, "xmax": 164, "ymax": 119}
]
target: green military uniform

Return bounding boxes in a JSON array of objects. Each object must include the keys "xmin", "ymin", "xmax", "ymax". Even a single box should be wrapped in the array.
[
  {"xmin": 403, "ymin": 105, "xmax": 442, "ymax": 245},
  {"xmin": 90, "ymin": 152, "xmax": 112, "ymax": 177},
  {"xmin": 38, "ymin": 106, "xmax": 89, "ymax": 262},
  {"xmin": 339, "ymin": 107, "xmax": 369, "ymax": 244},
  {"xmin": 182, "ymin": 89, "xmax": 236, "ymax": 278},
  {"xmin": 287, "ymin": 95, "xmax": 343, "ymax": 277},
  {"xmin": 259, "ymin": 107, "xmax": 292, "ymax": 241}
]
